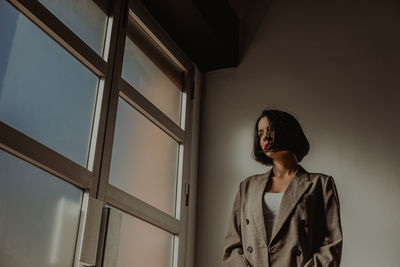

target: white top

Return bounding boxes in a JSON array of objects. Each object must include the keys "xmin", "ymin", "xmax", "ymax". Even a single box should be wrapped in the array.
[{"xmin": 263, "ymin": 192, "xmax": 284, "ymax": 243}]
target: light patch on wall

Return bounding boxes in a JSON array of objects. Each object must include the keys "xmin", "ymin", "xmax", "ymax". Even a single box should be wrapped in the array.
[{"xmin": 230, "ymin": 124, "xmax": 266, "ymax": 176}]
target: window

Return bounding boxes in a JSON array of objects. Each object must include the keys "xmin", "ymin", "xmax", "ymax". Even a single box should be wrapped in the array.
[
  {"xmin": 103, "ymin": 208, "xmax": 175, "ymax": 267},
  {"xmin": 0, "ymin": 0, "xmax": 100, "ymax": 166},
  {"xmin": 0, "ymin": 149, "xmax": 82, "ymax": 267},
  {"xmin": 0, "ymin": 0, "xmax": 195, "ymax": 266},
  {"xmin": 109, "ymin": 97, "xmax": 180, "ymax": 216},
  {"xmin": 122, "ymin": 22, "xmax": 183, "ymax": 125},
  {"xmin": 38, "ymin": 0, "xmax": 108, "ymax": 55}
]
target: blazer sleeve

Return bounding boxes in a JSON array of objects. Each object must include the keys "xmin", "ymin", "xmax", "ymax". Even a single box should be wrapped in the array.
[
  {"xmin": 304, "ymin": 175, "xmax": 343, "ymax": 267},
  {"xmin": 222, "ymin": 182, "xmax": 250, "ymax": 267}
]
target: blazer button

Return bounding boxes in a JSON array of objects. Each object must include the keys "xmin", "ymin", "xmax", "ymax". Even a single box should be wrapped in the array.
[
  {"xmin": 247, "ymin": 246, "xmax": 253, "ymax": 253},
  {"xmin": 292, "ymin": 247, "xmax": 301, "ymax": 256},
  {"xmin": 300, "ymin": 219, "xmax": 307, "ymax": 226},
  {"xmin": 268, "ymin": 246, "xmax": 275, "ymax": 253},
  {"xmin": 246, "ymin": 218, "xmax": 250, "ymax": 224}
]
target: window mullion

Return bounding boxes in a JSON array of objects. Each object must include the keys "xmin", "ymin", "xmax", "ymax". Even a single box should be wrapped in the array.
[
  {"xmin": 119, "ymin": 79, "xmax": 185, "ymax": 142},
  {"xmin": 0, "ymin": 121, "xmax": 93, "ymax": 190},
  {"xmin": 104, "ymin": 184, "xmax": 181, "ymax": 234},
  {"xmin": 96, "ymin": 0, "xmax": 130, "ymax": 201},
  {"xmin": 90, "ymin": 0, "xmax": 127, "ymax": 198}
]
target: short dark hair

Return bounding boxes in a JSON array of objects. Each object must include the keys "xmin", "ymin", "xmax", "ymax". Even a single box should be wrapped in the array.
[{"xmin": 252, "ymin": 109, "xmax": 310, "ymax": 166}]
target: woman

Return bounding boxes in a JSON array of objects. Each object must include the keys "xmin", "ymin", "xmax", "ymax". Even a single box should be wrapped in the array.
[{"xmin": 223, "ymin": 109, "xmax": 343, "ymax": 267}]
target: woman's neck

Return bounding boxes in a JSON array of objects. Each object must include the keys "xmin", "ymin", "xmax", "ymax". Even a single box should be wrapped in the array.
[{"xmin": 272, "ymin": 153, "xmax": 298, "ymax": 178}]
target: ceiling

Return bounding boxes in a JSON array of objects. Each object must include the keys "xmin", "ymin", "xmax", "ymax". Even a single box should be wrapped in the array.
[{"xmin": 140, "ymin": 0, "xmax": 240, "ymax": 72}]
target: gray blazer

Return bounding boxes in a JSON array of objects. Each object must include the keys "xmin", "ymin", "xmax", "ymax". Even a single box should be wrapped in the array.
[{"xmin": 223, "ymin": 164, "xmax": 343, "ymax": 267}]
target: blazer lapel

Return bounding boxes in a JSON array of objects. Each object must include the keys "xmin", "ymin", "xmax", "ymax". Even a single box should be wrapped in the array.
[
  {"xmin": 251, "ymin": 168, "xmax": 273, "ymax": 246},
  {"xmin": 269, "ymin": 164, "xmax": 312, "ymax": 246}
]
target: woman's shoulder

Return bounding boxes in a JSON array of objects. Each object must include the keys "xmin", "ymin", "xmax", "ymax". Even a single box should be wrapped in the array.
[
  {"xmin": 235, "ymin": 173, "xmax": 268, "ymax": 196},
  {"xmin": 238, "ymin": 166, "xmax": 336, "ymax": 190},
  {"xmin": 241, "ymin": 166, "xmax": 332, "ymax": 181},
  {"xmin": 308, "ymin": 171, "xmax": 330, "ymax": 180},
  {"xmin": 237, "ymin": 172, "xmax": 271, "ymax": 193},
  {"xmin": 307, "ymin": 171, "xmax": 335, "ymax": 184},
  {"xmin": 304, "ymin": 168, "xmax": 338, "ymax": 193},
  {"xmin": 241, "ymin": 171, "xmax": 270, "ymax": 184}
]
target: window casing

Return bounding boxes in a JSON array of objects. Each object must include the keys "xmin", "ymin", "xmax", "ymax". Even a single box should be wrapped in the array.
[{"xmin": 0, "ymin": 0, "xmax": 195, "ymax": 266}]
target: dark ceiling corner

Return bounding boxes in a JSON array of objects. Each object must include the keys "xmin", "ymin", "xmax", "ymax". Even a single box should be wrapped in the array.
[{"xmin": 139, "ymin": 0, "xmax": 239, "ymax": 72}]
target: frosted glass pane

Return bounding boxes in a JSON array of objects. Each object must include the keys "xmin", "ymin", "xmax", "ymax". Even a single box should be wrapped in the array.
[
  {"xmin": 0, "ymin": 1, "xmax": 99, "ymax": 166},
  {"xmin": 116, "ymin": 211, "xmax": 174, "ymax": 267},
  {"xmin": 109, "ymin": 97, "xmax": 179, "ymax": 216},
  {"xmin": 39, "ymin": 0, "xmax": 108, "ymax": 55},
  {"xmin": 122, "ymin": 37, "xmax": 182, "ymax": 124},
  {"xmin": 0, "ymin": 149, "xmax": 82, "ymax": 267}
]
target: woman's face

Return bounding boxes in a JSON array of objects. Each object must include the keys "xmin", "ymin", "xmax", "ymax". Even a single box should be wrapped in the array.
[{"xmin": 258, "ymin": 117, "xmax": 275, "ymax": 156}]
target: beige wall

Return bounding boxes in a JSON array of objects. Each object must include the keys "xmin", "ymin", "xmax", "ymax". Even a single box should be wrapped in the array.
[{"xmin": 195, "ymin": 0, "xmax": 400, "ymax": 266}]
